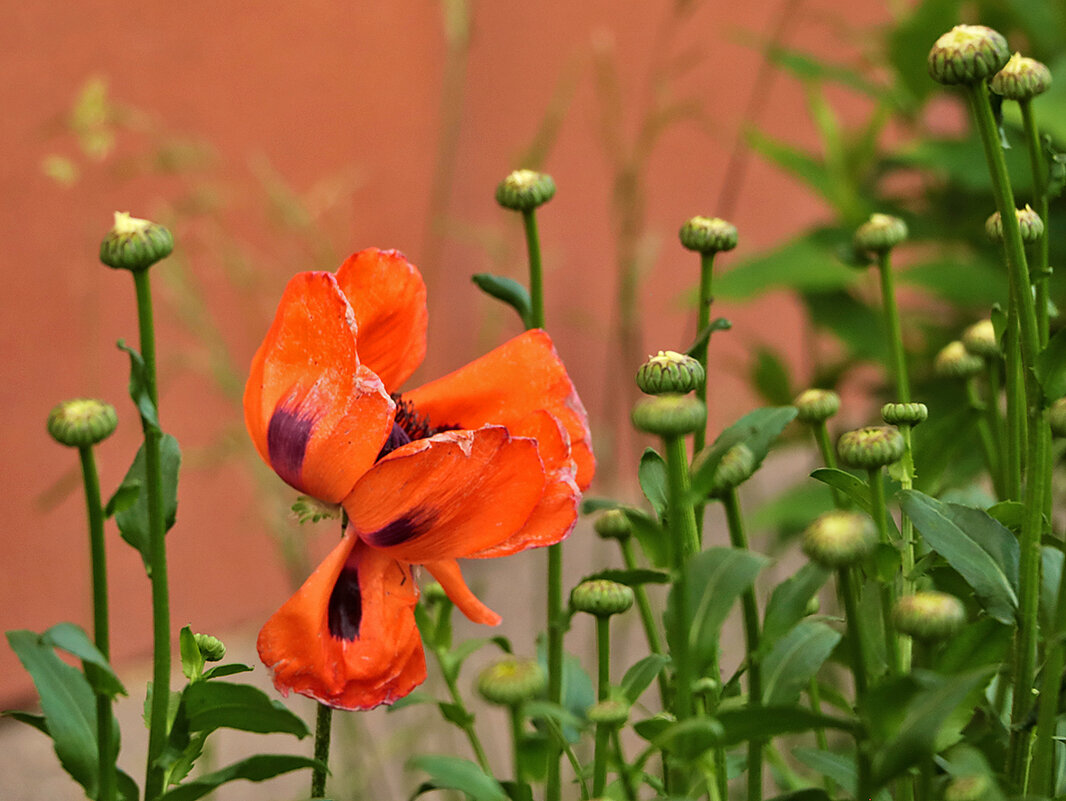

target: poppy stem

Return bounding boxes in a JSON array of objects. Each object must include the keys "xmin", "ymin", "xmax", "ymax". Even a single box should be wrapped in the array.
[
  {"xmin": 592, "ymin": 616, "xmax": 610, "ymax": 797},
  {"xmin": 521, "ymin": 209, "xmax": 545, "ymax": 330},
  {"xmin": 311, "ymin": 702, "xmax": 332, "ymax": 797}
]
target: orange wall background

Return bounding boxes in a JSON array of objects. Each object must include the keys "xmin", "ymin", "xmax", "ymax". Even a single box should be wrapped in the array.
[{"xmin": 1, "ymin": 0, "xmax": 889, "ymax": 706}]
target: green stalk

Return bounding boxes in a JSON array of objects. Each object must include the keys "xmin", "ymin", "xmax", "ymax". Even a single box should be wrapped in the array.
[
  {"xmin": 723, "ymin": 489, "xmax": 763, "ymax": 801},
  {"xmin": 896, "ymin": 424, "xmax": 917, "ymax": 671},
  {"xmin": 79, "ymin": 445, "xmax": 115, "ymax": 801},
  {"xmin": 611, "ymin": 729, "xmax": 638, "ymax": 801},
  {"xmin": 876, "ymin": 251, "xmax": 911, "ymax": 403},
  {"xmin": 430, "ymin": 645, "xmax": 490, "ymax": 771},
  {"xmin": 808, "ymin": 421, "xmax": 847, "ymax": 509},
  {"xmin": 1019, "ymin": 99, "xmax": 1050, "ymax": 347},
  {"xmin": 867, "ymin": 467, "xmax": 902, "ymax": 675},
  {"xmin": 693, "ymin": 252, "xmax": 715, "ymax": 454},
  {"xmin": 592, "ymin": 616, "xmax": 611, "ymax": 797},
  {"xmin": 311, "ymin": 703, "xmax": 332, "ymax": 798},
  {"xmin": 509, "ymin": 705, "xmax": 528, "ymax": 790},
  {"xmin": 1004, "ymin": 301, "xmax": 1025, "ymax": 500},
  {"xmin": 837, "ymin": 567, "xmax": 872, "ymax": 800},
  {"xmin": 134, "ymin": 270, "xmax": 173, "ymax": 801},
  {"xmin": 522, "ymin": 209, "xmax": 545, "ymax": 331},
  {"xmin": 965, "ymin": 377, "xmax": 1003, "ymax": 497}
]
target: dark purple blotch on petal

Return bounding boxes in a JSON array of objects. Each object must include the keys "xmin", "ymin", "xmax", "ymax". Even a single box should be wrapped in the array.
[
  {"xmin": 363, "ymin": 511, "xmax": 436, "ymax": 548},
  {"xmin": 328, "ymin": 564, "xmax": 363, "ymax": 641},
  {"xmin": 267, "ymin": 405, "xmax": 314, "ymax": 489},
  {"xmin": 376, "ymin": 421, "xmax": 412, "ymax": 460}
]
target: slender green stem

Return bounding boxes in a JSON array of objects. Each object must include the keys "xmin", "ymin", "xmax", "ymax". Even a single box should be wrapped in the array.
[
  {"xmin": 593, "ymin": 617, "xmax": 611, "ymax": 797},
  {"xmin": 79, "ymin": 446, "xmax": 115, "ymax": 801},
  {"xmin": 1019, "ymin": 99, "xmax": 1050, "ymax": 347},
  {"xmin": 693, "ymin": 252, "xmax": 715, "ymax": 454},
  {"xmin": 509, "ymin": 705, "xmax": 526, "ymax": 787},
  {"xmin": 134, "ymin": 270, "xmax": 172, "ymax": 801},
  {"xmin": 867, "ymin": 467, "xmax": 901, "ymax": 675},
  {"xmin": 665, "ymin": 436, "xmax": 701, "ymax": 563},
  {"xmin": 1004, "ymin": 302, "xmax": 1025, "ymax": 500},
  {"xmin": 311, "ymin": 703, "xmax": 333, "ymax": 798},
  {"xmin": 897, "ymin": 425, "xmax": 917, "ymax": 671},
  {"xmin": 432, "ymin": 647, "xmax": 491, "ymax": 771},
  {"xmin": 723, "ymin": 489, "xmax": 763, "ymax": 801},
  {"xmin": 809, "ymin": 421, "xmax": 847, "ymax": 509},
  {"xmin": 522, "ymin": 210, "xmax": 545, "ymax": 330},
  {"xmin": 611, "ymin": 729, "xmax": 638, "ymax": 801},
  {"xmin": 876, "ymin": 251, "xmax": 910, "ymax": 403},
  {"xmin": 965, "ymin": 378, "xmax": 1002, "ymax": 496},
  {"xmin": 838, "ymin": 567, "xmax": 873, "ymax": 800}
]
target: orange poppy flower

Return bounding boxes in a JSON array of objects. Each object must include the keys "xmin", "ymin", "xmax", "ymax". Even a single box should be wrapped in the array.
[{"xmin": 244, "ymin": 248, "xmax": 593, "ymax": 709}]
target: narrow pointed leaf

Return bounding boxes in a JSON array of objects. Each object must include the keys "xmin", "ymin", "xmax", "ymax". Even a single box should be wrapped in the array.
[
  {"xmin": 690, "ymin": 407, "xmax": 797, "ymax": 501},
  {"xmin": 114, "ymin": 434, "xmax": 181, "ymax": 566},
  {"xmin": 761, "ymin": 620, "xmax": 841, "ymax": 706},
  {"xmin": 42, "ymin": 622, "xmax": 125, "ymax": 699},
  {"xmin": 408, "ymin": 754, "xmax": 509, "ymax": 801},
  {"xmin": 715, "ymin": 706, "xmax": 856, "ymax": 745},
  {"xmin": 760, "ymin": 562, "xmax": 830, "ymax": 656},
  {"xmin": 179, "ymin": 626, "xmax": 205, "ymax": 682},
  {"xmin": 810, "ymin": 468, "xmax": 871, "ymax": 510},
  {"xmin": 638, "ymin": 448, "xmax": 668, "ymax": 520},
  {"xmin": 156, "ymin": 755, "xmax": 321, "ymax": 801},
  {"xmin": 621, "ymin": 654, "xmax": 670, "ymax": 703},
  {"xmin": 471, "ymin": 273, "xmax": 532, "ymax": 329},
  {"xmin": 181, "ymin": 681, "xmax": 308, "ymax": 737},
  {"xmin": 117, "ymin": 339, "xmax": 160, "ymax": 430},
  {"xmin": 1036, "ymin": 327, "xmax": 1066, "ymax": 402}
]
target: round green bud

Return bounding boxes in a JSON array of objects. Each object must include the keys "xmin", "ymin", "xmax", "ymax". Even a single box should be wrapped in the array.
[
  {"xmin": 636, "ymin": 350, "xmax": 705, "ymax": 395},
  {"xmin": 962, "ymin": 319, "xmax": 1000, "ymax": 359},
  {"xmin": 586, "ymin": 698, "xmax": 630, "ymax": 727},
  {"xmin": 802, "ymin": 510, "xmax": 878, "ymax": 568},
  {"xmin": 495, "ymin": 169, "xmax": 556, "ymax": 212},
  {"xmin": 837, "ymin": 425, "xmax": 905, "ymax": 470},
  {"xmin": 893, "ymin": 591, "xmax": 966, "ymax": 640},
  {"xmin": 853, "ymin": 213, "xmax": 908, "ymax": 254},
  {"xmin": 679, "ymin": 216, "xmax": 738, "ymax": 254},
  {"xmin": 1048, "ymin": 397, "xmax": 1066, "ymax": 439},
  {"xmin": 944, "ymin": 775, "xmax": 990, "ymax": 801},
  {"xmin": 476, "ymin": 657, "xmax": 546, "ymax": 706},
  {"xmin": 99, "ymin": 211, "xmax": 174, "ymax": 272},
  {"xmin": 593, "ymin": 509, "xmax": 631, "ymax": 541},
  {"xmin": 935, "ymin": 340, "xmax": 984, "ymax": 379},
  {"xmin": 985, "ymin": 205, "xmax": 1044, "ymax": 244},
  {"xmin": 928, "ymin": 25, "xmax": 1010, "ymax": 86},
  {"xmin": 193, "ymin": 633, "xmax": 226, "ymax": 662},
  {"xmin": 571, "ymin": 579, "xmax": 634, "ymax": 618},
  {"xmin": 692, "ymin": 676, "xmax": 719, "ymax": 696},
  {"xmin": 881, "ymin": 402, "xmax": 928, "ymax": 427},
  {"xmin": 707, "ymin": 443, "xmax": 757, "ymax": 498},
  {"xmin": 991, "ymin": 52, "xmax": 1052, "ymax": 100},
  {"xmin": 794, "ymin": 388, "xmax": 841, "ymax": 424},
  {"xmin": 47, "ymin": 399, "xmax": 118, "ymax": 448},
  {"xmin": 631, "ymin": 394, "xmax": 706, "ymax": 438}
]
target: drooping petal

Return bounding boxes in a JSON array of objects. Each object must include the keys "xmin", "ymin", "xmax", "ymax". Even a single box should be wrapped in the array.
[
  {"xmin": 343, "ymin": 426, "xmax": 545, "ymax": 564},
  {"xmin": 257, "ymin": 536, "xmax": 425, "ymax": 710},
  {"xmin": 404, "ymin": 329, "xmax": 595, "ymax": 490},
  {"xmin": 423, "ymin": 559, "xmax": 501, "ymax": 625},
  {"xmin": 244, "ymin": 272, "xmax": 395, "ymax": 503},
  {"xmin": 467, "ymin": 411, "xmax": 579, "ymax": 558},
  {"xmin": 335, "ymin": 248, "xmax": 428, "ymax": 393}
]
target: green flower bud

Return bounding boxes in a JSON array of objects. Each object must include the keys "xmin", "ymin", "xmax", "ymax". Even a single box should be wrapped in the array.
[
  {"xmin": 1048, "ymin": 397, "xmax": 1066, "ymax": 439},
  {"xmin": 962, "ymin": 319, "xmax": 1000, "ymax": 359},
  {"xmin": 47, "ymin": 399, "xmax": 118, "ymax": 448},
  {"xmin": 707, "ymin": 443, "xmax": 757, "ymax": 498},
  {"xmin": 476, "ymin": 657, "xmax": 546, "ymax": 706},
  {"xmin": 593, "ymin": 509, "xmax": 631, "ymax": 541},
  {"xmin": 793, "ymin": 388, "xmax": 841, "ymax": 424},
  {"xmin": 944, "ymin": 775, "xmax": 990, "ymax": 801},
  {"xmin": 881, "ymin": 402, "xmax": 928, "ymax": 426},
  {"xmin": 985, "ymin": 205, "xmax": 1044, "ymax": 244},
  {"xmin": 935, "ymin": 341, "xmax": 984, "ymax": 379},
  {"xmin": 853, "ymin": 213, "xmax": 908, "ymax": 254},
  {"xmin": 991, "ymin": 52, "xmax": 1052, "ymax": 100},
  {"xmin": 893, "ymin": 591, "xmax": 966, "ymax": 640},
  {"xmin": 495, "ymin": 169, "xmax": 556, "ymax": 212},
  {"xmin": 571, "ymin": 579, "xmax": 634, "ymax": 618},
  {"xmin": 586, "ymin": 697, "xmax": 630, "ymax": 727},
  {"xmin": 679, "ymin": 216, "xmax": 738, "ymax": 254},
  {"xmin": 631, "ymin": 394, "xmax": 706, "ymax": 438},
  {"xmin": 801, "ymin": 510, "xmax": 878, "ymax": 568},
  {"xmin": 837, "ymin": 426, "xmax": 905, "ymax": 470},
  {"xmin": 193, "ymin": 633, "xmax": 226, "ymax": 662},
  {"xmin": 99, "ymin": 211, "xmax": 174, "ymax": 272},
  {"xmin": 928, "ymin": 25, "xmax": 1010, "ymax": 86},
  {"xmin": 636, "ymin": 350, "xmax": 705, "ymax": 395}
]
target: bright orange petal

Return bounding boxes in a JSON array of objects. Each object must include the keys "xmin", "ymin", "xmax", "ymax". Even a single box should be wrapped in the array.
[
  {"xmin": 335, "ymin": 248, "xmax": 427, "ymax": 393},
  {"xmin": 244, "ymin": 272, "xmax": 395, "ymax": 503},
  {"xmin": 343, "ymin": 426, "xmax": 545, "ymax": 563},
  {"xmin": 404, "ymin": 329, "xmax": 594, "ymax": 490},
  {"xmin": 424, "ymin": 559, "xmax": 501, "ymax": 625},
  {"xmin": 257, "ymin": 537, "xmax": 425, "ymax": 710}
]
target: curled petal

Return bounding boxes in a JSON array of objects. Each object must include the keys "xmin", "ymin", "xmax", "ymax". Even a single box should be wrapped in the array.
[
  {"xmin": 244, "ymin": 272, "xmax": 395, "ymax": 503},
  {"xmin": 257, "ymin": 537, "xmax": 424, "ymax": 710},
  {"xmin": 335, "ymin": 248, "xmax": 428, "ymax": 393},
  {"xmin": 424, "ymin": 559, "xmax": 501, "ymax": 625},
  {"xmin": 405, "ymin": 329, "xmax": 595, "ymax": 490},
  {"xmin": 343, "ymin": 426, "xmax": 545, "ymax": 563}
]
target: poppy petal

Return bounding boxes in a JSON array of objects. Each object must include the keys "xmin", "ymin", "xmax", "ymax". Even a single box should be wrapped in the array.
[
  {"xmin": 244, "ymin": 272, "xmax": 395, "ymax": 503},
  {"xmin": 424, "ymin": 559, "xmax": 502, "ymax": 625},
  {"xmin": 257, "ymin": 537, "xmax": 425, "ymax": 710},
  {"xmin": 335, "ymin": 248, "xmax": 428, "ymax": 393},
  {"xmin": 343, "ymin": 426, "xmax": 545, "ymax": 563},
  {"xmin": 404, "ymin": 329, "xmax": 594, "ymax": 490}
]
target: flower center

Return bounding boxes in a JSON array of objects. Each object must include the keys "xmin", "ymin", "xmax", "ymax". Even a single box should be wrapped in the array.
[{"xmin": 376, "ymin": 395, "xmax": 454, "ymax": 460}]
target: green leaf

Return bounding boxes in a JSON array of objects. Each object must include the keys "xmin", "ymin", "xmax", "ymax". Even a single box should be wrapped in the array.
[
  {"xmin": 903, "ymin": 258, "xmax": 1005, "ymax": 307},
  {"xmin": 114, "ymin": 434, "xmax": 181, "ymax": 566},
  {"xmin": 181, "ymin": 681, "xmax": 309, "ymax": 738},
  {"xmin": 179, "ymin": 626, "xmax": 205, "ymax": 682},
  {"xmin": 898, "ymin": 490, "xmax": 1018, "ymax": 624},
  {"xmin": 117, "ymin": 339, "xmax": 160, "ymax": 430},
  {"xmin": 535, "ymin": 644, "xmax": 594, "ymax": 743},
  {"xmin": 1041, "ymin": 546, "xmax": 1065, "ymax": 636},
  {"xmin": 745, "ymin": 128, "xmax": 839, "ymax": 207},
  {"xmin": 764, "ymin": 45, "xmax": 886, "ymax": 98},
  {"xmin": 1, "ymin": 710, "xmax": 49, "ymax": 735},
  {"xmin": 810, "ymin": 468, "xmax": 870, "ymax": 510},
  {"xmin": 438, "ymin": 701, "xmax": 473, "ymax": 729},
  {"xmin": 638, "ymin": 448, "xmax": 668, "ymax": 520},
  {"xmin": 934, "ymin": 618, "xmax": 1011, "ymax": 675},
  {"xmin": 690, "ymin": 406, "xmax": 797, "ymax": 501},
  {"xmin": 471, "ymin": 273, "xmax": 532, "ymax": 329},
  {"xmin": 668, "ymin": 547, "xmax": 768, "ymax": 671},
  {"xmin": 42, "ymin": 622, "xmax": 125, "ymax": 699},
  {"xmin": 202, "ymin": 663, "xmax": 254, "ymax": 681},
  {"xmin": 714, "ymin": 229, "xmax": 857, "ymax": 301},
  {"xmin": 887, "ymin": 0, "xmax": 962, "ymax": 107},
  {"xmin": 103, "ymin": 483, "xmax": 139, "ymax": 519},
  {"xmin": 576, "ymin": 567, "xmax": 670, "ymax": 587},
  {"xmin": 792, "ymin": 747, "xmax": 891, "ymax": 801},
  {"xmin": 408, "ymin": 754, "xmax": 508, "ymax": 801},
  {"xmin": 715, "ymin": 705, "xmax": 856, "ymax": 746},
  {"xmin": 652, "ymin": 717, "xmax": 726, "ymax": 761},
  {"xmin": 157, "ymin": 755, "xmax": 321, "ymax": 801},
  {"xmin": 761, "ymin": 620, "xmax": 841, "ymax": 706},
  {"xmin": 627, "ymin": 508, "xmax": 668, "ymax": 568},
  {"xmin": 620, "ymin": 654, "xmax": 670, "ymax": 704},
  {"xmin": 760, "ymin": 563, "xmax": 831, "ymax": 656},
  {"xmin": 6, "ymin": 630, "xmax": 100, "ymax": 797},
  {"xmin": 685, "ymin": 318, "xmax": 733, "ymax": 356},
  {"xmin": 1037, "ymin": 327, "xmax": 1066, "ymax": 402},
  {"xmin": 751, "ymin": 346, "xmax": 794, "ymax": 406}
]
